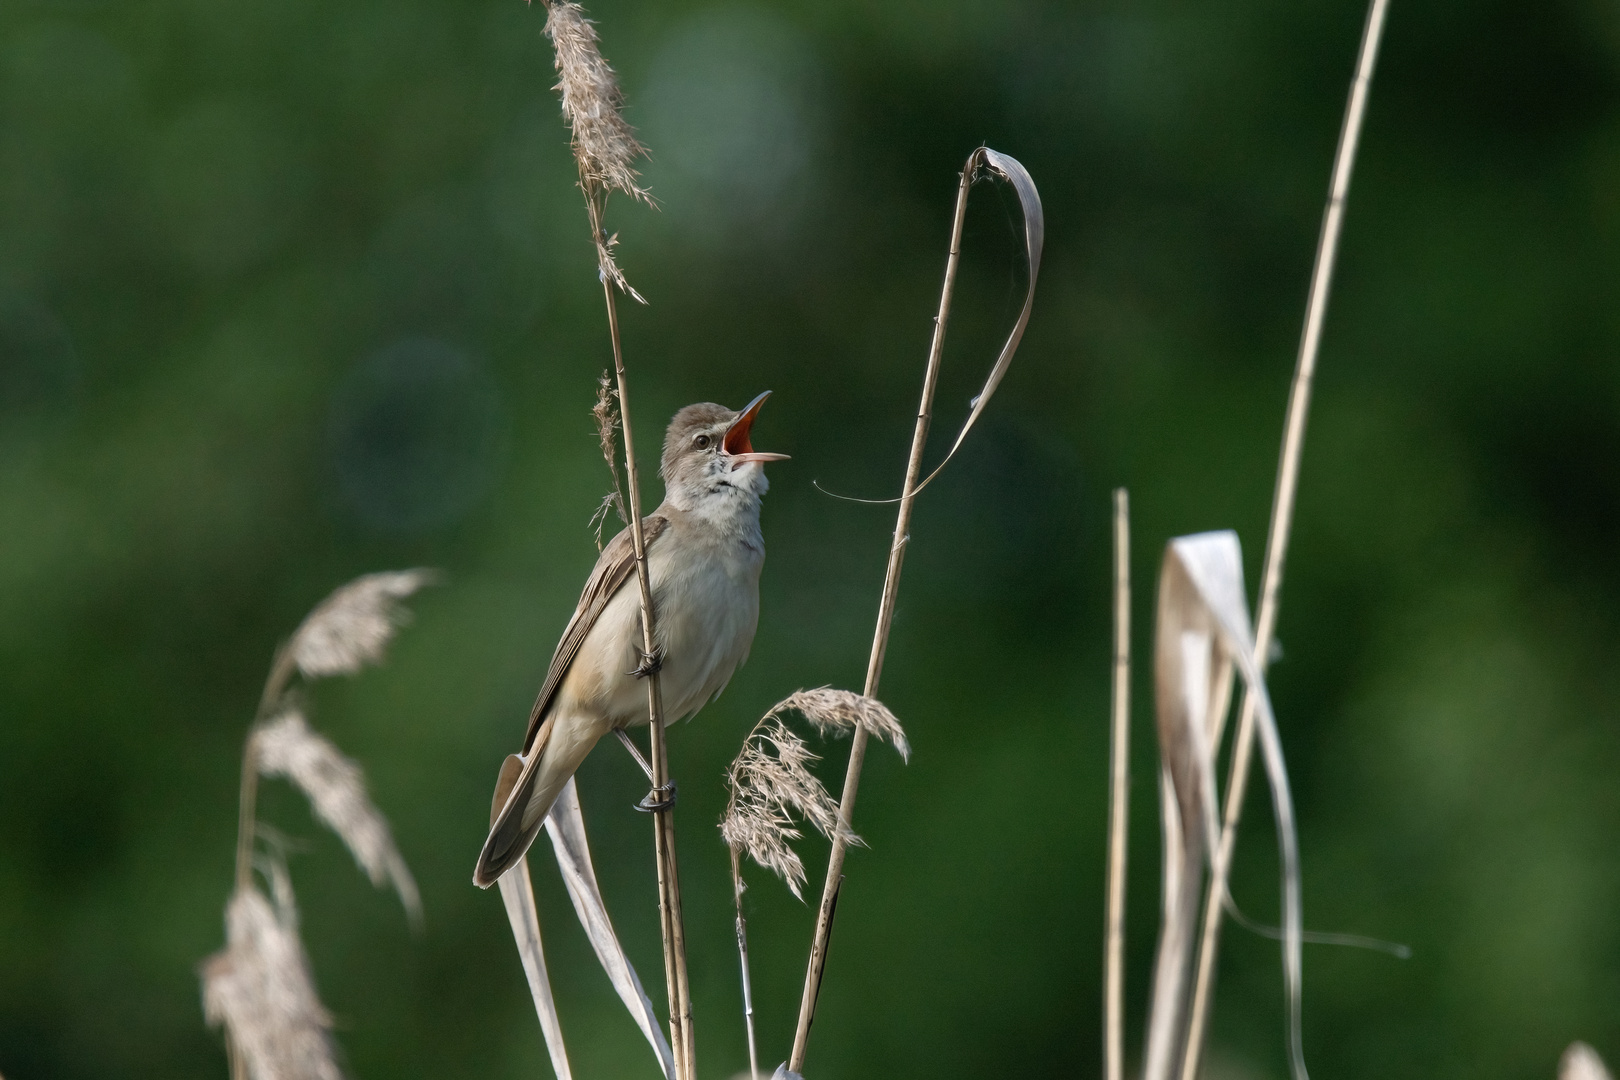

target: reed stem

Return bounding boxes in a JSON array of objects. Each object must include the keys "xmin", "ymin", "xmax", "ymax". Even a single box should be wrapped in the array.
[
  {"xmin": 1178, "ymin": 3, "xmax": 1390, "ymax": 1076},
  {"xmin": 1105, "ymin": 489, "xmax": 1131, "ymax": 1080},
  {"xmin": 731, "ymin": 851, "xmax": 760, "ymax": 1080},
  {"xmin": 787, "ymin": 155, "xmax": 976, "ymax": 1073},
  {"xmin": 591, "ymin": 193, "xmax": 694, "ymax": 1080}
]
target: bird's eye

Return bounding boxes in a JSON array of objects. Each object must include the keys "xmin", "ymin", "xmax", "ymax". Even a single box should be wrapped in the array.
[{"xmin": 694, "ymin": 434, "xmax": 711, "ymax": 450}]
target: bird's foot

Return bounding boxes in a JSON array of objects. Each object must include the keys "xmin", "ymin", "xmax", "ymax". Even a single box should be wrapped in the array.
[
  {"xmin": 635, "ymin": 782, "xmax": 678, "ymax": 813},
  {"xmin": 629, "ymin": 646, "xmax": 664, "ymax": 679}
]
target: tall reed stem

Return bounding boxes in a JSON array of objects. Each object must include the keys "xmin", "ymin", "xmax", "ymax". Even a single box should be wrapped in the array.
[
  {"xmin": 731, "ymin": 851, "xmax": 760, "ymax": 1080},
  {"xmin": 1104, "ymin": 489, "xmax": 1131, "ymax": 1080},
  {"xmin": 1178, "ymin": 3, "xmax": 1390, "ymax": 1076},
  {"xmin": 589, "ymin": 194, "xmax": 694, "ymax": 1080},
  {"xmin": 787, "ymin": 158, "xmax": 976, "ymax": 1073},
  {"xmin": 234, "ymin": 645, "xmax": 297, "ymax": 891}
]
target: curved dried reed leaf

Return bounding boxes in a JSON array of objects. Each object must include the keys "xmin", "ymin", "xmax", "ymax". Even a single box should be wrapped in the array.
[
  {"xmin": 254, "ymin": 709, "xmax": 422, "ymax": 924},
  {"xmin": 543, "ymin": 1, "xmax": 651, "ymax": 205},
  {"xmin": 497, "ymin": 855, "xmax": 574, "ymax": 1080},
  {"xmin": 763, "ymin": 687, "xmax": 910, "ymax": 762},
  {"xmin": 545, "ymin": 778, "xmax": 676, "ymax": 1079},
  {"xmin": 289, "ymin": 569, "xmax": 436, "ymax": 679},
  {"xmin": 202, "ymin": 884, "xmax": 342, "ymax": 1080},
  {"xmin": 1142, "ymin": 531, "xmax": 1306, "ymax": 1080},
  {"xmin": 1563, "ymin": 1044, "xmax": 1615, "ymax": 1080}
]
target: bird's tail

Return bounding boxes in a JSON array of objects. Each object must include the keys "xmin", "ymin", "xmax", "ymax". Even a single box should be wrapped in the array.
[{"xmin": 475, "ymin": 717, "xmax": 604, "ymax": 888}]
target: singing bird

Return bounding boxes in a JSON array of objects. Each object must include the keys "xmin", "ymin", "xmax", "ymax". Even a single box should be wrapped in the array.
[{"xmin": 475, "ymin": 392, "xmax": 787, "ymax": 887}]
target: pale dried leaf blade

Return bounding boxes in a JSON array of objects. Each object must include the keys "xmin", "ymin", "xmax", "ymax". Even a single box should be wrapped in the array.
[
  {"xmin": 1563, "ymin": 1044, "xmax": 1615, "ymax": 1080},
  {"xmin": 497, "ymin": 856, "xmax": 573, "ymax": 1080},
  {"xmin": 290, "ymin": 569, "xmax": 437, "ymax": 679},
  {"xmin": 1152, "ymin": 531, "xmax": 1308, "ymax": 1080},
  {"xmin": 254, "ymin": 709, "xmax": 422, "ymax": 924},
  {"xmin": 545, "ymin": 778, "xmax": 676, "ymax": 1080},
  {"xmin": 909, "ymin": 147, "xmax": 1044, "ymax": 495},
  {"xmin": 544, "ymin": 1, "xmax": 651, "ymax": 204},
  {"xmin": 201, "ymin": 884, "xmax": 343, "ymax": 1080}
]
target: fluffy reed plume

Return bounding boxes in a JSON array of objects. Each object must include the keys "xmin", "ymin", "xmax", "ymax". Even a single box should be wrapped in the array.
[
  {"xmin": 543, "ymin": 0, "xmax": 650, "ymax": 299},
  {"xmin": 723, "ymin": 718, "xmax": 854, "ymax": 900},
  {"xmin": 202, "ymin": 870, "xmax": 341, "ymax": 1080},
  {"xmin": 588, "ymin": 370, "xmax": 629, "ymax": 551},
  {"xmin": 255, "ymin": 709, "xmax": 422, "ymax": 924},
  {"xmin": 543, "ymin": 0, "xmax": 649, "ymax": 204},
  {"xmin": 209, "ymin": 570, "xmax": 432, "ymax": 1080},
  {"xmin": 1563, "ymin": 1044, "xmax": 1615, "ymax": 1080},
  {"xmin": 722, "ymin": 690, "xmax": 906, "ymax": 1080},
  {"xmin": 288, "ymin": 570, "xmax": 436, "ymax": 679}
]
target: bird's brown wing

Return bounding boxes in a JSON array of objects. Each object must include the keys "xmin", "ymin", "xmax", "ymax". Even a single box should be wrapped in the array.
[
  {"xmin": 475, "ymin": 514, "xmax": 667, "ymax": 887},
  {"xmin": 520, "ymin": 514, "xmax": 667, "ymax": 753}
]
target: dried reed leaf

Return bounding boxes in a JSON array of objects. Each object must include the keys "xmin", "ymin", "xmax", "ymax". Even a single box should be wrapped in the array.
[
  {"xmin": 1142, "ymin": 532, "xmax": 1306, "ymax": 1080},
  {"xmin": 589, "ymin": 370, "xmax": 629, "ymax": 551},
  {"xmin": 497, "ymin": 855, "xmax": 573, "ymax": 1080},
  {"xmin": 543, "ymin": 0, "xmax": 651, "ymax": 204},
  {"xmin": 254, "ymin": 709, "xmax": 422, "ymax": 924},
  {"xmin": 289, "ymin": 569, "xmax": 436, "ymax": 680},
  {"xmin": 1563, "ymin": 1044, "xmax": 1615, "ymax": 1080},
  {"xmin": 545, "ymin": 777, "xmax": 676, "ymax": 1080},
  {"xmin": 762, "ymin": 687, "xmax": 910, "ymax": 761},
  {"xmin": 201, "ymin": 883, "xmax": 341, "ymax": 1080}
]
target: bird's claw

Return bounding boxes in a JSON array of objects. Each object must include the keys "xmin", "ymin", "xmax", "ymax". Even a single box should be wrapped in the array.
[
  {"xmin": 629, "ymin": 646, "xmax": 664, "ymax": 679},
  {"xmin": 635, "ymin": 782, "xmax": 677, "ymax": 813}
]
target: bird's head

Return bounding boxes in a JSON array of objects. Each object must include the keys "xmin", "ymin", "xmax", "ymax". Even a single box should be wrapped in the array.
[{"xmin": 660, "ymin": 392, "xmax": 788, "ymax": 511}]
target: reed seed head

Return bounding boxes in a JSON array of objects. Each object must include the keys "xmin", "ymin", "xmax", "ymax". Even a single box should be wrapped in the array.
[
  {"xmin": 1562, "ymin": 1044, "xmax": 1614, "ymax": 1080},
  {"xmin": 543, "ymin": 0, "xmax": 651, "ymax": 205},
  {"xmin": 289, "ymin": 569, "xmax": 436, "ymax": 680},
  {"xmin": 254, "ymin": 708, "xmax": 422, "ymax": 924},
  {"xmin": 201, "ymin": 882, "xmax": 342, "ymax": 1080},
  {"xmin": 722, "ymin": 689, "xmax": 907, "ymax": 898},
  {"xmin": 764, "ymin": 687, "xmax": 911, "ymax": 761}
]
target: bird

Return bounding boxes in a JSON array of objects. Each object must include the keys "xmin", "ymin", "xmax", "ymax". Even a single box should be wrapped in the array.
[{"xmin": 474, "ymin": 392, "xmax": 787, "ymax": 888}]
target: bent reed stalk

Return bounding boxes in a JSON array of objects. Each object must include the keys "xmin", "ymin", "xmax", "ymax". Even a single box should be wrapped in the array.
[
  {"xmin": 538, "ymin": 3, "xmax": 694, "ymax": 1075},
  {"xmin": 1177, "ymin": 2, "xmax": 1392, "ymax": 1077},
  {"xmin": 1104, "ymin": 489, "xmax": 1131, "ymax": 1080}
]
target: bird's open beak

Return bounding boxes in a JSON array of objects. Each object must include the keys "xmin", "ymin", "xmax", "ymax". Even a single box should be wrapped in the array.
[{"xmin": 723, "ymin": 391, "xmax": 790, "ymax": 465}]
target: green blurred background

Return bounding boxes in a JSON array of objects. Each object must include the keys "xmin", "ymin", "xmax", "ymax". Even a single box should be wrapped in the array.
[{"xmin": 3, "ymin": 0, "xmax": 1620, "ymax": 1077}]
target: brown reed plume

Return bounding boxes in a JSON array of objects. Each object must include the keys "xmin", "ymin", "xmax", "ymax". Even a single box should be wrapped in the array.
[
  {"xmin": 534, "ymin": 4, "xmax": 695, "ymax": 1076},
  {"xmin": 1178, "ymin": 2, "xmax": 1392, "ymax": 1076},
  {"xmin": 789, "ymin": 145, "xmax": 1043, "ymax": 1072},
  {"xmin": 206, "ymin": 570, "xmax": 433, "ymax": 1080},
  {"xmin": 722, "ymin": 689, "xmax": 907, "ymax": 1080}
]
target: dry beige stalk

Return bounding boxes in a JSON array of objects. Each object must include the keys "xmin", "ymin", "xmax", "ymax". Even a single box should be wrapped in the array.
[
  {"xmin": 202, "ymin": 881, "xmax": 341, "ymax": 1080},
  {"xmin": 1178, "ymin": 4, "xmax": 1391, "ymax": 1077},
  {"xmin": 254, "ymin": 709, "xmax": 422, "ymax": 925},
  {"xmin": 289, "ymin": 570, "xmax": 436, "ymax": 680}
]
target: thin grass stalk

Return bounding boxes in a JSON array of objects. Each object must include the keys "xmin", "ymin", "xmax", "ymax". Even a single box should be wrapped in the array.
[
  {"xmin": 591, "ymin": 192, "xmax": 693, "ymax": 1080},
  {"xmin": 731, "ymin": 850, "xmax": 761, "ymax": 1080},
  {"xmin": 235, "ymin": 647, "xmax": 297, "ymax": 891},
  {"xmin": 1178, "ymin": 2, "xmax": 1391, "ymax": 1076},
  {"xmin": 1104, "ymin": 489, "xmax": 1131, "ymax": 1080},
  {"xmin": 787, "ymin": 158, "xmax": 975, "ymax": 1073}
]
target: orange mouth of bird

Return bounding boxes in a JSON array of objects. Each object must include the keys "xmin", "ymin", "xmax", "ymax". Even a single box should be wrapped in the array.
[{"xmin": 724, "ymin": 391, "xmax": 789, "ymax": 465}]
